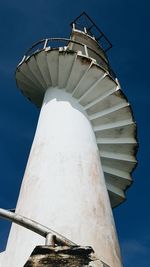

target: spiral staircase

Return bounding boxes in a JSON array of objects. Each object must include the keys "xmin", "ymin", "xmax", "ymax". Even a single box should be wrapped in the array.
[{"xmin": 16, "ymin": 28, "xmax": 137, "ymax": 209}]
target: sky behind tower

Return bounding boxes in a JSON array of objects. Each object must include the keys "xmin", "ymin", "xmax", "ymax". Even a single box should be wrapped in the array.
[{"xmin": 0, "ymin": 1, "xmax": 149, "ymax": 266}]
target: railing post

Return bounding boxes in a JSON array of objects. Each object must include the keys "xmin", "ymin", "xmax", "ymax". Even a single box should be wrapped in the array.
[
  {"xmin": 84, "ymin": 45, "xmax": 88, "ymax": 57},
  {"xmin": 44, "ymin": 39, "xmax": 48, "ymax": 49},
  {"xmin": 45, "ymin": 233, "xmax": 55, "ymax": 246}
]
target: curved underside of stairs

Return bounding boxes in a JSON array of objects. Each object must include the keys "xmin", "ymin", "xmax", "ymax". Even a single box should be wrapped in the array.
[{"xmin": 16, "ymin": 48, "xmax": 138, "ymax": 208}]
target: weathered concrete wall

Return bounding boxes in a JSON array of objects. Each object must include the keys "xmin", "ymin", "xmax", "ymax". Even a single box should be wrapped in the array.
[
  {"xmin": 0, "ymin": 251, "xmax": 5, "ymax": 267},
  {"xmin": 3, "ymin": 88, "xmax": 122, "ymax": 267},
  {"xmin": 24, "ymin": 246, "xmax": 109, "ymax": 267}
]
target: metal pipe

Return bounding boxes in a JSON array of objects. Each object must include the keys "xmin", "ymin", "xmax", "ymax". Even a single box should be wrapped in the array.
[
  {"xmin": 0, "ymin": 208, "xmax": 76, "ymax": 246},
  {"xmin": 20, "ymin": 38, "xmax": 108, "ymax": 64}
]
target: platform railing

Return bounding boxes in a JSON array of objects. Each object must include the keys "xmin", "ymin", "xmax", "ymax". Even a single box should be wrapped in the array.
[
  {"xmin": 18, "ymin": 38, "xmax": 116, "ymax": 79},
  {"xmin": 19, "ymin": 38, "xmax": 106, "ymax": 63}
]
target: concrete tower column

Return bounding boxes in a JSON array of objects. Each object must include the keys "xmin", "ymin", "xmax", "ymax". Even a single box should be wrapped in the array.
[{"xmin": 3, "ymin": 88, "xmax": 122, "ymax": 267}]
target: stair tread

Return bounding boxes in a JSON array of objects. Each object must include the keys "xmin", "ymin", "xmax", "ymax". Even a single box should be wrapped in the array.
[
  {"xmin": 103, "ymin": 165, "xmax": 131, "ymax": 179},
  {"xmin": 89, "ymin": 102, "xmax": 129, "ymax": 121},
  {"xmin": 101, "ymin": 156, "xmax": 137, "ymax": 172},
  {"xmin": 97, "ymin": 137, "xmax": 136, "ymax": 144},
  {"xmin": 86, "ymin": 89, "xmax": 127, "ymax": 115},
  {"xmin": 105, "ymin": 172, "xmax": 131, "ymax": 190},
  {"xmin": 107, "ymin": 188, "xmax": 125, "ymax": 208},
  {"xmin": 106, "ymin": 182, "xmax": 125, "ymax": 198},
  {"xmin": 84, "ymin": 87, "xmax": 119, "ymax": 112},
  {"xmin": 16, "ymin": 79, "xmax": 43, "ymax": 107},
  {"xmin": 95, "ymin": 123, "xmax": 136, "ymax": 139},
  {"xmin": 46, "ymin": 50, "xmax": 59, "ymax": 87},
  {"xmin": 91, "ymin": 106, "xmax": 133, "ymax": 127},
  {"xmin": 16, "ymin": 69, "xmax": 39, "ymax": 92},
  {"xmin": 58, "ymin": 50, "xmax": 76, "ymax": 89},
  {"xmin": 72, "ymin": 63, "xmax": 105, "ymax": 99},
  {"xmin": 20, "ymin": 62, "xmax": 42, "ymax": 90},
  {"xmin": 66, "ymin": 54, "xmax": 92, "ymax": 93},
  {"xmin": 27, "ymin": 56, "xmax": 47, "ymax": 89},
  {"xmin": 79, "ymin": 75, "xmax": 118, "ymax": 106},
  {"xmin": 100, "ymin": 150, "xmax": 137, "ymax": 162},
  {"xmin": 35, "ymin": 51, "xmax": 52, "ymax": 88},
  {"xmin": 93, "ymin": 119, "xmax": 134, "ymax": 132}
]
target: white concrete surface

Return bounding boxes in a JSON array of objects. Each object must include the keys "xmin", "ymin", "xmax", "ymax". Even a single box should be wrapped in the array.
[
  {"xmin": 0, "ymin": 251, "xmax": 5, "ymax": 267},
  {"xmin": 1, "ymin": 88, "xmax": 122, "ymax": 267}
]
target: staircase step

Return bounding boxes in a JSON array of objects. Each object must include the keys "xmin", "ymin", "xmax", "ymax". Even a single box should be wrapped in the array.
[
  {"xmin": 79, "ymin": 75, "xmax": 118, "ymax": 106},
  {"xmin": 66, "ymin": 54, "xmax": 92, "ymax": 93},
  {"xmin": 19, "ymin": 62, "xmax": 42, "ymax": 91},
  {"xmin": 97, "ymin": 137, "xmax": 136, "ymax": 144},
  {"xmin": 106, "ymin": 182, "xmax": 125, "ymax": 198},
  {"xmin": 98, "ymin": 143, "xmax": 137, "ymax": 156},
  {"xmin": 72, "ymin": 63, "xmax": 105, "ymax": 99},
  {"xmin": 103, "ymin": 165, "xmax": 131, "ymax": 180},
  {"xmin": 16, "ymin": 79, "xmax": 43, "ymax": 107},
  {"xmin": 35, "ymin": 51, "xmax": 52, "ymax": 88},
  {"xmin": 95, "ymin": 122, "xmax": 136, "ymax": 139},
  {"xmin": 104, "ymin": 172, "xmax": 131, "ymax": 191},
  {"xmin": 89, "ymin": 103, "xmax": 129, "ymax": 122},
  {"xmin": 46, "ymin": 50, "xmax": 59, "ymax": 87},
  {"xmin": 85, "ymin": 89, "xmax": 128, "ymax": 116},
  {"xmin": 100, "ymin": 152, "xmax": 137, "ymax": 172},
  {"xmin": 27, "ymin": 56, "xmax": 47, "ymax": 89},
  {"xmin": 100, "ymin": 150, "xmax": 136, "ymax": 161},
  {"xmin": 83, "ymin": 87, "xmax": 118, "ymax": 113},
  {"xmin": 16, "ymin": 69, "xmax": 39, "ymax": 92},
  {"xmin": 107, "ymin": 182, "xmax": 126, "ymax": 208},
  {"xmin": 58, "ymin": 50, "xmax": 76, "ymax": 89},
  {"xmin": 93, "ymin": 119, "xmax": 134, "ymax": 132},
  {"xmin": 91, "ymin": 106, "xmax": 132, "ymax": 127}
]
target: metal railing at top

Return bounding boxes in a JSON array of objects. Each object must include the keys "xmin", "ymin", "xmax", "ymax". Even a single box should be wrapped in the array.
[
  {"xmin": 0, "ymin": 208, "xmax": 76, "ymax": 247},
  {"xmin": 18, "ymin": 38, "xmax": 116, "ymax": 79},
  {"xmin": 70, "ymin": 12, "xmax": 113, "ymax": 52},
  {"xmin": 19, "ymin": 38, "xmax": 108, "ymax": 65}
]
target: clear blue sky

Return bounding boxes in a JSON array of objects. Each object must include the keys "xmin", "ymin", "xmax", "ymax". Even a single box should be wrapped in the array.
[{"xmin": 0, "ymin": 0, "xmax": 149, "ymax": 266}]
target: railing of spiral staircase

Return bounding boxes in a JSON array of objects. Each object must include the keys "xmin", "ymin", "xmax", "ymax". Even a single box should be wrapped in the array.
[{"xmin": 18, "ymin": 38, "xmax": 116, "ymax": 79}]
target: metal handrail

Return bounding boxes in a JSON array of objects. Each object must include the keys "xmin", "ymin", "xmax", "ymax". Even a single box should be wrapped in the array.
[
  {"xmin": 17, "ymin": 38, "xmax": 117, "ymax": 79},
  {"xmin": 0, "ymin": 209, "xmax": 111, "ymax": 266},
  {"xmin": 0, "ymin": 208, "xmax": 76, "ymax": 246},
  {"xmin": 19, "ymin": 37, "xmax": 108, "ymax": 66}
]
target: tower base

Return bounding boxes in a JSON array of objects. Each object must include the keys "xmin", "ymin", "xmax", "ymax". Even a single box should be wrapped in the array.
[{"xmin": 24, "ymin": 246, "xmax": 110, "ymax": 267}]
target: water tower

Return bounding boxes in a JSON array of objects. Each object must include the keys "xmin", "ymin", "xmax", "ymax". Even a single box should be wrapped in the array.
[{"xmin": 0, "ymin": 13, "xmax": 137, "ymax": 267}]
